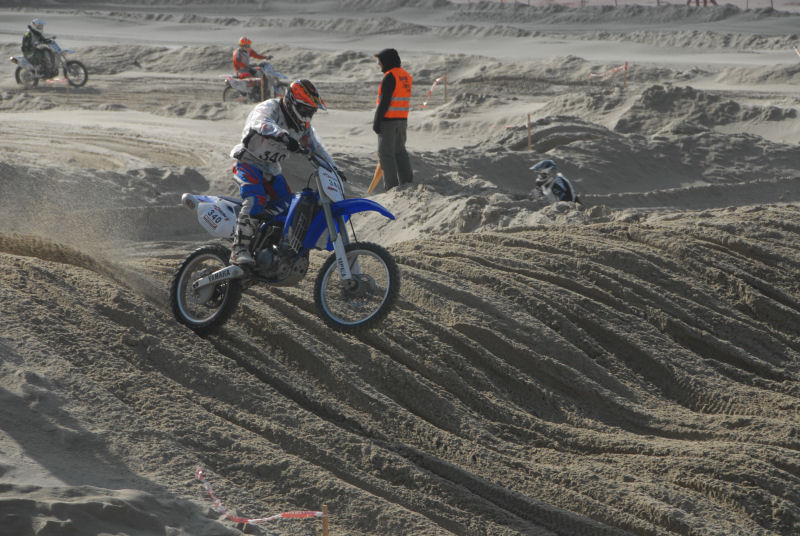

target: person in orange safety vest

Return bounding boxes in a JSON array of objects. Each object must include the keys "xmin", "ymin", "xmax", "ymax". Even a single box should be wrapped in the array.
[{"xmin": 373, "ymin": 48, "xmax": 413, "ymax": 191}]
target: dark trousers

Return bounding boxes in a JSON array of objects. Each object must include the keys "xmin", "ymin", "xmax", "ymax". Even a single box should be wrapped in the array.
[
  {"xmin": 377, "ymin": 119, "xmax": 413, "ymax": 191},
  {"xmin": 23, "ymin": 49, "xmax": 43, "ymax": 68}
]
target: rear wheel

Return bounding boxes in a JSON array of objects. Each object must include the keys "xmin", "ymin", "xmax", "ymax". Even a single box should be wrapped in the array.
[
  {"xmin": 314, "ymin": 242, "xmax": 400, "ymax": 333},
  {"xmin": 64, "ymin": 60, "xmax": 88, "ymax": 87},
  {"xmin": 170, "ymin": 244, "xmax": 242, "ymax": 335},
  {"xmin": 15, "ymin": 66, "xmax": 38, "ymax": 89}
]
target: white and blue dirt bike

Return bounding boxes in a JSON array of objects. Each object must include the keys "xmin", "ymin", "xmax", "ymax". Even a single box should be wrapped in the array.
[
  {"xmin": 10, "ymin": 36, "xmax": 88, "ymax": 89},
  {"xmin": 170, "ymin": 151, "xmax": 400, "ymax": 334}
]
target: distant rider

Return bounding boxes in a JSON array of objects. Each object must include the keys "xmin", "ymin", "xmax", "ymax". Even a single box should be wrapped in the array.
[
  {"xmin": 21, "ymin": 18, "xmax": 47, "ymax": 74},
  {"xmin": 228, "ymin": 79, "xmax": 334, "ymax": 265},
  {"xmin": 233, "ymin": 36, "xmax": 268, "ymax": 79},
  {"xmin": 530, "ymin": 160, "xmax": 580, "ymax": 204}
]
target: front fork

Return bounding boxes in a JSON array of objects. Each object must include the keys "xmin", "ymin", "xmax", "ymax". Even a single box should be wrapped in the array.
[{"xmin": 320, "ymin": 198, "xmax": 354, "ymax": 281}]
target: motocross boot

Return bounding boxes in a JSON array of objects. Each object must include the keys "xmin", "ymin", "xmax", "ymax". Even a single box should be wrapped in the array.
[{"xmin": 230, "ymin": 214, "xmax": 256, "ymax": 265}]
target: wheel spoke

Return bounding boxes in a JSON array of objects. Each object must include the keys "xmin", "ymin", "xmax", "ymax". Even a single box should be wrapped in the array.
[{"xmin": 319, "ymin": 248, "xmax": 390, "ymax": 326}]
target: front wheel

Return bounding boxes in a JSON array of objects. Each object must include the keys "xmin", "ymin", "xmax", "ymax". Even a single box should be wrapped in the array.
[
  {"xmin": 170, "ymin": 244, "xmax": 242, "ymax": 335},
  {"xmin": 15, "ymin": 66, "xmax": 38, "ymax": 89},
  {"xmin": 64, "ymin": 60, "xmax": 88, "ymax": 87},
  {"xmin": 222, "ymin": 85, "xmax": 247, "ymax": 104},
  {"xmin": 314, "ymin": 242, "xmax": 400, "ymax": 333}
]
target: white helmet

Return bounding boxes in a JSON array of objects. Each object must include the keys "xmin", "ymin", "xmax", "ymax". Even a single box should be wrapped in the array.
[
  {"xmin": 31, "ymin": 18, "xmax": 44, "ymax": 32},
  {"xmin": 530, "ymin": 159, "xmax": 558, "ymax": 186}
]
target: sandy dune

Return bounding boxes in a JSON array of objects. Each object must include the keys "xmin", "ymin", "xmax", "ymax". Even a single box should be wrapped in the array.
[{"xmin": 1, "ymin": 1, "xmax": 799, "ymax": 535}]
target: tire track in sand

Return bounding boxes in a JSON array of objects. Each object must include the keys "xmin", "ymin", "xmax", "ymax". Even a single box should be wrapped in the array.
[{"xmin": 1, "ymin": 204, "xmax": 799, "ymax": 535}]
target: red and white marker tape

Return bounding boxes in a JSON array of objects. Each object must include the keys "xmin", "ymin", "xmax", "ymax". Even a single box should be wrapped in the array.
[
  {"xmin": 196, "ymin": 466, "xmax": 324, "ymax": 525},
  {"xmin": 588, "ymin": 62, "xmax": 628, "ymax": 79},
  {"xmin": 421, "ymin": 75, "xmax": 446, "ymax": 108}
]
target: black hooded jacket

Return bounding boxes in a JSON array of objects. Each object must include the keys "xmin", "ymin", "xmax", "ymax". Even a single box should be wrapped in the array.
[
  {"xmin": 373, "ymin": 48, "xmax": 404, "ymax": 132},
  {"xmin": 22, "ymin": 25, "xmax": 45, "ymax": 56}
]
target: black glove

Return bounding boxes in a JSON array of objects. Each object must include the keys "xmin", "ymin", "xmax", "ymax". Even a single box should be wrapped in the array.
[
  {"xmin": 372, "ymin": 118, "xmax": 381, "ymax": 135},
  {"xmin": 284, "ymin": 136, "xmax": 302, "ymax": 153},
  {"xmin": 286, "ymin": 137, "xmax": 299, "ymax": 152}
]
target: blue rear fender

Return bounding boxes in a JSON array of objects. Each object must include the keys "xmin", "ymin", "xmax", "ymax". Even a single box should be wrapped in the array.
[{"xmin": 303, "ymin": 198, "xmax": 395, "ymax": 251}]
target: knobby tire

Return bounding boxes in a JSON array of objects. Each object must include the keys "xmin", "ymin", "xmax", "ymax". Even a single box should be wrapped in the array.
[
  {"xmin": 314, "ymin": 242, "xmax": 400, "ymax": 333},
  {"xmin": 169, "ymin": 244, "xmax": 242, "ymax": 335}
]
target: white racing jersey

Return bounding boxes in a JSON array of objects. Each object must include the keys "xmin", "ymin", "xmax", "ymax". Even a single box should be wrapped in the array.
[{"xmin": 230, "ymin": 98, "xmax": 334, "ymax": 176}]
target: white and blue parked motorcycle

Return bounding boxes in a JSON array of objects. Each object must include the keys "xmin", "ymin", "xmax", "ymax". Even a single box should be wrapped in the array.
[
  {"xmin": 170, "ymin": 150, "xmax": 400, "ymax": 334},
  {"xmin": 10, "ymin": 36, "xmax": 88, "ymax": 89}
]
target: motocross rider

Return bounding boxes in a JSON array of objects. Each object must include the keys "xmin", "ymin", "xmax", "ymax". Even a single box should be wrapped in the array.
[
  {"xmin": 233, "ymin": 36, "xmax": 268, "ymax": 79},
  {"xmin": 229, "ymin": 79, "xmax": 334, "ymax": 266},
  {"xmin": 530, "ymin": 160, "xmax": 579, "ymax": 204},
  {"xmin": 21, "ymin": 18, "xmax": 46, "ymax": 74}
]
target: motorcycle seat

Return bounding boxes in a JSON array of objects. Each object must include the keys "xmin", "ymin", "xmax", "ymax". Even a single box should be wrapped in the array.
[{"xmin": 219, "ymin": 195, "xmax": 243, "ymax": 205}]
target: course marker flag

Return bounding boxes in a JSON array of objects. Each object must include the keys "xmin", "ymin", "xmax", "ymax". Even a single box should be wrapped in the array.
[
  {"xmin": 421, "ymin": 75, "xmax": 447, "ymax": 108},
  {"xmin": 368, "ymin": 162, "xmax": 383, "ymax": 194},
  {"xmin": 196, "ymin": 466, "xmax": 325, "ymax": 525},
  {"xmin": 588, "ymin": 61, "xmax": 628, "ymax": 79},
  {"xmin": 46, "ymin": 76, "xmax": 71, "ymax": 103}
]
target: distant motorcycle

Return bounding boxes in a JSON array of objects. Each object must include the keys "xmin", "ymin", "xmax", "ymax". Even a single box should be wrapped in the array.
[
  {"xmin": 222, "ymin": 60, "xmax": 290, "ymax": 103},
  {"xmin": 9, "ymin": 36, "xmax": 88, "ymax": 89}
]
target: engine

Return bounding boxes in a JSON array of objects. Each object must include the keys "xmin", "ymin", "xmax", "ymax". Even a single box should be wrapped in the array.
[{"xmin": 253, "ymin": 245, "xmax": 309, "ymax": 286}]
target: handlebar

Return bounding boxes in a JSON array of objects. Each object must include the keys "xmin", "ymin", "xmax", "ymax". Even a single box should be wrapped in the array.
[
  {"xmin": 307, "ymin": 151, "xmax": 324, "ymax": 165},
  {"xmin": 307, "ymin": 152, "xmax": 347, "ymax": 182}
]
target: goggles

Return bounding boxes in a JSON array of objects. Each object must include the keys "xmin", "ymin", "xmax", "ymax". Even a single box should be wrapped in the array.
[{"xmin": 295, "ymin": 101, "xmax": 317, "ymax": 118}]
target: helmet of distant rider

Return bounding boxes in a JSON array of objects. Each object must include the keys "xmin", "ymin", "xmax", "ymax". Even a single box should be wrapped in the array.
[
  {"xmin": 530, "ymin": 159, "xmax": 558, "ymax": 185},
  {"xmin": 31, "ymin": 18, "xmax": 44, "ymax": 32},
  {"xmin": 283, "ymin": 79, "xmax": 327, "ymax": 129},
  {"xmin": 238, "ymin": 36, "xmax": 252, "ymax": 47}
]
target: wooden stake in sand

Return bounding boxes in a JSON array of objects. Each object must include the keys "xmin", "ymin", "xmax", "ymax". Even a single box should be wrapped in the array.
[
  {"xmin": 527, "ymin": 113, "xmax": 532, "ymax": 150},
  {"xmin": 624, "ymin": 61, "xmax": 628, "ymax": 89},
  {"xmin": 367, "ymin": 162, "xmax": 383, "ymax": 194},
  {"xmin": 47, "ymin": 77, "xmax": 70, "ymax": 104}
]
